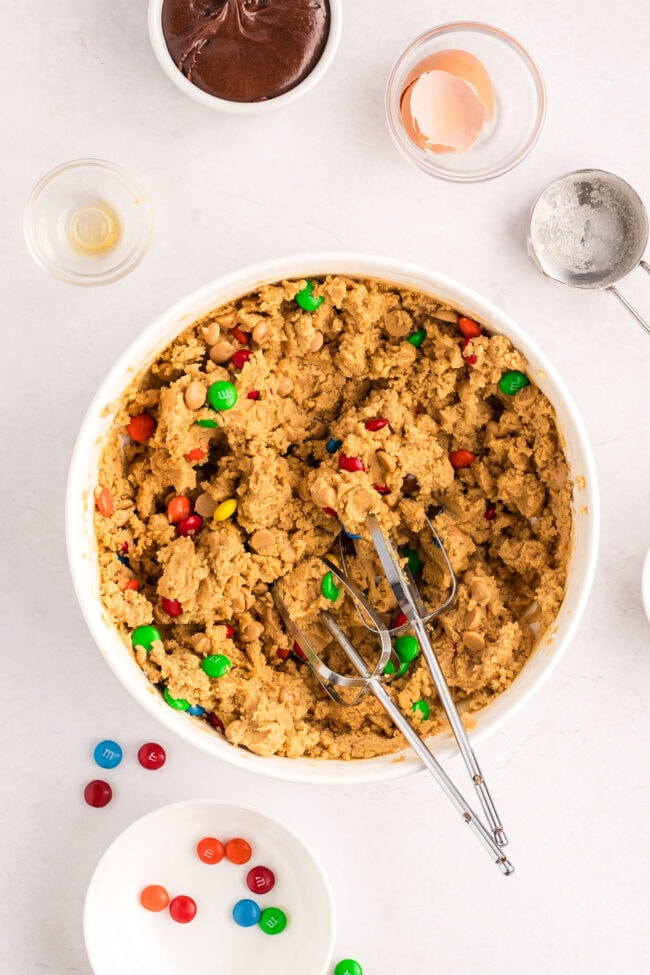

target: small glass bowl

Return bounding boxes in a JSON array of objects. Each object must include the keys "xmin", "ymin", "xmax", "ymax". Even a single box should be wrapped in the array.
[
  {"xmin": 24, "ymin": 159, "xmax": 152, "ymax": 286},
  {"xmin": 386, "ymin": 22, "xmax": 546, "ymax": 183}
]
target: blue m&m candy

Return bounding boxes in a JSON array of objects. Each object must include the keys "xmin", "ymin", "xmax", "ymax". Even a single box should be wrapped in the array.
[
  {"xmin": 232, "ymin": 899, "xmax": 262, "ymax": 927},
  {"xmin": 326, "ymin": 437, "xmax": 343, "ymax": 454},
  {"xmin": 187, "ymin": 704, "xmax": 206, "ymax": 717},
  {"xmin": 93, "ymin": 739, "xmax": 123, "ymax": 769},
  {"xmin": 342, "ymin": 527, "xmax": 361, "ymax": 540}
]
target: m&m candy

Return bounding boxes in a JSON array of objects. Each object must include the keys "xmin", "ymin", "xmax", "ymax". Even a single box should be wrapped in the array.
[
  {"xmin": 259, "ymin": 907, "xmax": 287, "ymax": 935},
  {"xmin": 131, "ymin": 625, "xmax": 161, "ymax": 654},
  {"xmin": 326, "ymin": 437, "xmax": 343, "ymax": 453},
  {"xmin": 84, "ymin": 780, "xmax": 112, "ymax": 808},
  {"xmin": 321, "ymin": 571, "xmax": 341, "ymax": 602},
  {"xmin": 225, "ymin": 838, "xmax": 252, "ymax": 865},
  {"xmin": 164, "ymin": 688, "xmax": 190, "ymax": 711},
  {"xmin": 201, "ymin": 654, "xmax": 231, "ymax": 678},
  {"xmin": 498, "ymin": 370, "xmax": 529, "ymax": 396},
  {"xmin": 395, "ymin": 634, "xmax": 419, "ymax": 664},
  {"xmin": 208, "ymin": 380, "xmax": 238, "ymax": 412},
  {"xmin": 140, "ymin": 885, "xmax": 169, "ymax": 912},
  {"xmin": 197, "ymin": 837, "xmax": 225, "ymax": 864},
  {"xmin": 247, "ymin": 866, "xmax": 276, "ymax": 894},
  {"xmin": 449, "ymin": 449, "xmax": 476, "ymax": 470},
  {"xmin": 335, "ymin": 960, "xmax": 363, "ymax": 975},
  {"xmin": 93, "ymin": 739, "xmax": 123, "ymax": 770},
  {"xmin": 187, "ymin": 704, "xmax": 206, "ymax": 716},
  {"xmin": 232, "ymin": 899, "xmax": 261, "ymax": 927},
  {"xmin": 295, "ymin": 280, "xmax": 324, "ymax": 312},
  {"xmin": 126, "ymin": 413, "xmax": 156, "ymax": 442},
  {"xmin": 137, "ymin": 743, "xmax": 166, "ymax": 770},
  {"xmin": 169, "ymin": 895, "xmax": 197, "ymax": 924},
  {"xmin": 411, "ymin": 700, "xmax": 430, "ymax": 721}
]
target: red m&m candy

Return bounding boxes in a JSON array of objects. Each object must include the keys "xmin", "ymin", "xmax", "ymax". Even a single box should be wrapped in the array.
[
  {"xmin": 169, "ymin": 895, "xmax": 197, "ymax": 924},
  {"xmin": 84, "ymin": 780, "xmax": 112, "ymax": 808},
  {"xmin": 247, "ymin": 865, "xmax": 276, "ymax": 894},
  {"xmin": 137, "ymin": 743, "xmax": 166, "ymax": 770}
]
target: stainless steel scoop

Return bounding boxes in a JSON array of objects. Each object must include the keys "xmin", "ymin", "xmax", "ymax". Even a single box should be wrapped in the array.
[{"xmin": 529, "ymin": 168, "xmax": 650, "ymax": 334}]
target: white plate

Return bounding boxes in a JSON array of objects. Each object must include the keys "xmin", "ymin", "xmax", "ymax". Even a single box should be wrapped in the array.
[
  {"xmin": 642, "ymin": 549, "xmax": 650, "ymax": 624},
  {"xmin": 84, "ymin": 800, "xmax": 335, "ymax": 975}
]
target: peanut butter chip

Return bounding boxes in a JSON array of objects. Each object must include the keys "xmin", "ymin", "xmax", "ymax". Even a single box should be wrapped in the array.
[
  {"xmin": 384, "ymin": 309, "xmax": 413, "ymax": 337},
  {"xmin": 191, "ymin": 633, "xmax": 211, "ymax": 654},
  {"xmin": 434, "ymin": 308, "xmax": 459, "ymax": 324},
  {"xmin": 376, "ymin": 450, "xmax": 396, "ymax": 473},
  {"xmin": 277, "ymin": 375, "xmax": 294, "ymax": 396},
  {"xmin": 184, "ymin": 380, "xmax": 207, "ymax": 410},
  {"xmin": 209, "ymin": 341, "xmax": 236, "ymax": 364},
  {"xmin": 231, "ymin": 592, "xmax": 246, "ymax": 615},
  {"xmin": 250, "ymin": 529, "xmax": 275, "ymax": 553},
  {"xmin": 202, "ymin": 322, "xmax": 221, "ymax": 346},
  {"xmin": 194, "ymin": 493, "xmax": 218, "ymax": 518},
  {"xmin": 240, "ymin": 620, "xmax": 263, "ymax": 643},
  {"xmin": 465, "ymin": 606, "xmax": 482, "ymax": 631},
  {"xmin": 215, "ymin": 310, "xmax": 236, "ymax": 327},
  {"xmin": 486, "ymin": 420, "xmax": 501, "ymax": 439},
  {"xmin": 279, "ymin": 687, "xmax": 299, "ymax": 705},
  {"xmin": 471, "ymin": 579, "xmax": 491, "ymax": 605},
  {"xmin": 309, "ymin": 331, "xmax": 324, "ymax": 353},
  {"xmin": 462, "ymin": 630, "xmax": 485, "ymax": 652}
]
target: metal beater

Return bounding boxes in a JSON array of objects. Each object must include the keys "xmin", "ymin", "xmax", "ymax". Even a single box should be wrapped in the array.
[{"xmin": 273, "ymin": 513, "xmax": 514, "ymax": 875}]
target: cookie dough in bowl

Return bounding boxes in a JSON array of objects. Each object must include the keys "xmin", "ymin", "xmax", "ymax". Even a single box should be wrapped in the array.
[{"xmin": 66, "ymin": 255, "xmax": 599, "ymax": 785}]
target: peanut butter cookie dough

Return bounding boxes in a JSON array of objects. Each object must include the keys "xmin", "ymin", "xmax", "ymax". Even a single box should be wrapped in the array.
[{"xmin": 94, "ymin": 276, "xmax": 572, "ymax": 760}]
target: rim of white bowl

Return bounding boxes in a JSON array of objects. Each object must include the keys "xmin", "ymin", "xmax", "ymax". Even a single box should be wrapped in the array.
[
  {"xmin": 66, "ymin": 253, "xmax": 600, "ymax": 785},
  {"xmin": 147, "ymin": 0, "xmax": 342, "ymax": 115}
]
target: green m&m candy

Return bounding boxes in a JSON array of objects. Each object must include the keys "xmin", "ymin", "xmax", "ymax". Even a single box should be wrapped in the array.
[
  {"xmin": 258, "ymin": 907, "xmax": 287, "ymax": 935},
  {"xmin": 321, "ymin": 571, "xmax": 341, "ymax": 602},
  {"xmin": 384, "ymin": 658, "xmax": 409, "ymax": 677},
  {"xmin": 407, "ymin": 328, "xmax": 427, "ymax": 348},
  {"xmin": 294, "ymin": 280, "xmax": 324, "ymax": 312},
  {"xmin": 411, "ymin": 699, "xmax": 430, "ymax": 721},
  {"xmin": 395, "ymin": 633, "xmax": 419, "ymax": 664},
  {"xmin": 403, "ymin": 548, "xmax": 423, "ymax": 575},
  {"xmin": 195, "ymin": 418, "xmax": 218, "ymax": 428},
  {"xmin": 201, "ymin": 654, "xmax": 231, "ymax": 678},
  {"xmin": 131, "ymin": 625, "xmax": 161, "ymax": 654},
  {"xmin": 208, "ymin": 380, "xmax": 238, "ymax": 412},
  {"xmin": 498, "ymin": 370, "xmax": 529, "ymax": 396},
  {"xmin": 164, "ymin": 687, "xmax": 189, "ymax": 711},
  {"xmin": 335, "ymin": 961, "xmax": 363, "ymax": 975}
]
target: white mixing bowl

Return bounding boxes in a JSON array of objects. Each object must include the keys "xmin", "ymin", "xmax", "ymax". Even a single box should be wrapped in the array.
[{"xmin": 66, "ymin": 254, "xmax": 599, "ymax": 784}]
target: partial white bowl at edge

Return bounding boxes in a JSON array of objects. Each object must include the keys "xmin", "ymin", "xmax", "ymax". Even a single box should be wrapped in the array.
[{"xmin": 65, "ymin": 253, "xmax": 600, "ymax": 785}]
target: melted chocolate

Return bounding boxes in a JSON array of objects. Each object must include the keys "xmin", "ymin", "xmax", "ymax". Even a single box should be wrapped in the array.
[{"xmin": 162, "ymin": 0, "xmax": 331, "ymax": 102}]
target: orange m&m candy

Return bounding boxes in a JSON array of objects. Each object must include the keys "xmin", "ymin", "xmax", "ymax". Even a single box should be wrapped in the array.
[
  {"xmin": 197, "ymin": 837, "xmax": 225, "ymax": 864},
  {"xmin": 225, "ymin": 838, "xmax": 252, "ymax": 865},
  {"xmin": 140, "ymin": 885, "xmax": 169, "ymax": 912}
]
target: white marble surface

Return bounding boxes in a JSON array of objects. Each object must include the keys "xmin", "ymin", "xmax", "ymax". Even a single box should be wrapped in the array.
[{"xmin": 2, "ymin": 1, "xmax": 650, "ymax": 972}]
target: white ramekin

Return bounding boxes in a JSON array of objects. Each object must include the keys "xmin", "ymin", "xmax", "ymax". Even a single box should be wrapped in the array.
[
  {"xmin": 66, "ymin": 254, "xmax": 599, "ymax": 785},
  {"xmin": 147, "ymin": 0, "xmax": 342, "ymax": 115}
]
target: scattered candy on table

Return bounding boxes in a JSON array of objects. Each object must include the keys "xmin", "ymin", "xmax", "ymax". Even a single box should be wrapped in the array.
[
  {"xmin": 246, "ymin": 865, "xmax": 276, "ymax": 894},
  {"xmin": 449, "ymin": 449, "xmax": 476, "ymax": 470},
  {"xmin": 232, "ymin": 898, "xmax": 262, "ymax": 927},
  {"xmin": 137, "ymin": 743, "xmax": 166, "ymax": 770},
  {"xmin": 197, "ymin": 837, "xmax": 225, "ymax": 864},
  {"xmin": 126, "ymin": 412, "xmax": 156, "ymax": 442},
  {"xmin": 411, "ymin": 699, "xmax": 430, "ymax": 721},
  {"xmin": 208, "ymin": 380, "xmax": 238, "ymax": 411},
  {"xmin": 93, "ymin": 739, "xmax": 123, "ymax": 769},
  {"xmin": 498, "ymin": 369, "xmax": 530, "ymax": 395},
  {"xmin": 334, "ymin": 960, "xmax": 363, "ymax": 975},
  {"xmin": 201, "ymin": 654, "xmax": 231, "ymax": 678},
  {"xmin": 84, "ymin": 779, "xmax": 112, "ymax": 808},
  {"xmin": 169, "ymin": 895, "xmax": 197, "ymax": 924},
  {"xmin": 295, "ymin": 279, "xmax": 324, "ymax": 311},
  {"xmin": 259, "ymin": 906, "xmax": 288, "ymax": 935},
  {"xmin": 321, "ymin": 571, "xmax": 341, "ymax": 602},
  {"xmin": 225, "ymin": 838, "xmax": 252, "ymax": 865},
  {"xmin": 213, "ymin": 498, "xmax": 238, "ymax": 522},
  {"xmin": 164, "ymin": 688, "xmax": 190, "ymax": 710},
  {"xmin": 132, "ymin": 625, "xmax": 161, "ymax": 653},
  {"xmin": 140, "ymin": 885, "xmax": 169, "ymax": 912}
]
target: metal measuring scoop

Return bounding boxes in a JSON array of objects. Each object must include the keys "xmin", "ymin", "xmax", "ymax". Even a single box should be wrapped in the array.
[{"xmin": 528, "ymin": 168, "xmax": 650, "ymax": 334}]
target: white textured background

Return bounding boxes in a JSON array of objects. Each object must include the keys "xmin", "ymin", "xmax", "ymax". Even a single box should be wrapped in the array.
[{"xmin": 2, "ymin": 1, "xmax": 650, "ymax": 972}]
